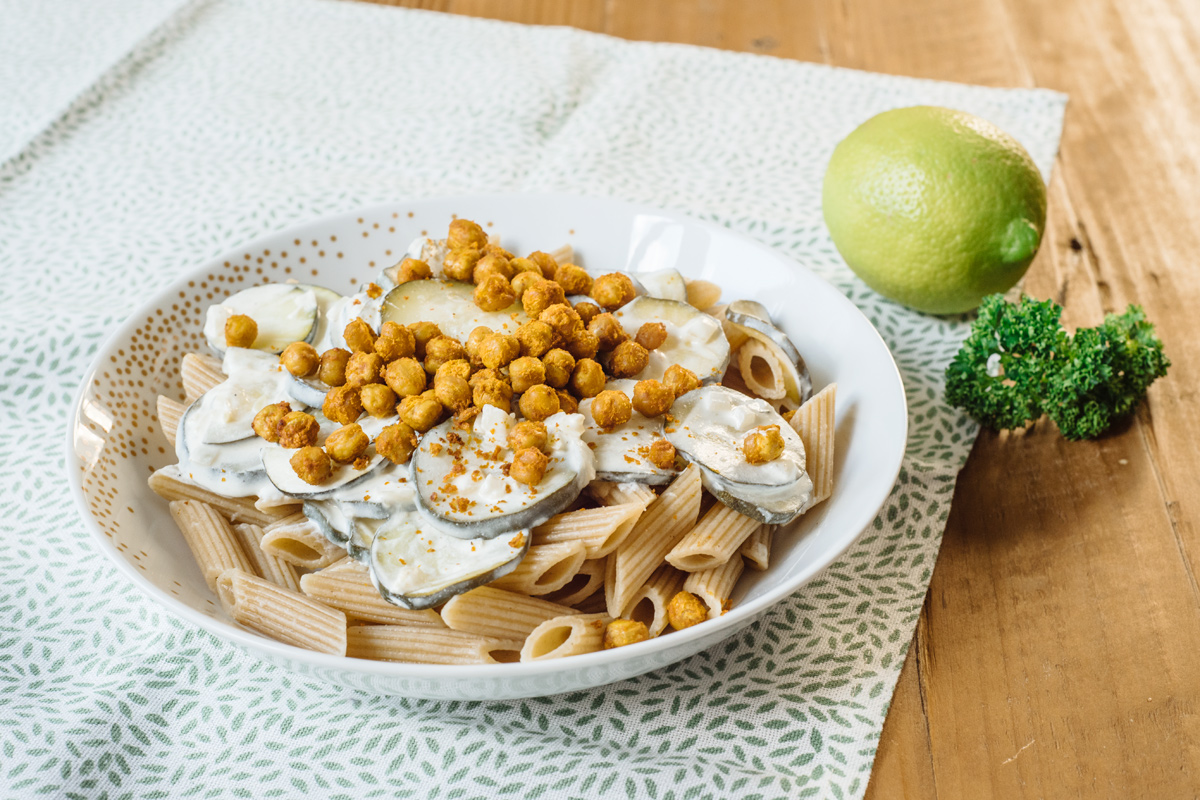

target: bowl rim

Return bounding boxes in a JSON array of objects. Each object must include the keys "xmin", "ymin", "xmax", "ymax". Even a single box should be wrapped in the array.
[{"xmin": 65, "ymin": 191, "xmax": 908, "ymax": 683}]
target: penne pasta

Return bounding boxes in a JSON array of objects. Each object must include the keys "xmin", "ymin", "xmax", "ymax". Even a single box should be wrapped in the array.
[
  {"xmin": 149, "ymin": 465, "xmax": 285, "ymax": 527},
  {"xmin": 489, "ymin": 541, "xmax": 588, "ymax": 596},
  {"xmin": 157, "ymin": 395, "xmax": 185, "ymax": 445},
  {"xmin": 789, "ymin": 383, "xmax": 837, "ymax": 506},
  {"xmin": 216, "ymin": 569, "xmax": 347, "ymax": 655},
  {"xmin": 346, "ymin": 624, "xmax": 521, "ymax": 665},
  {"xmin": 532, "ymin": 502, "xmax": 645, "ymax": 559},
  {"xmin": 231, "ymin": 522, "xmax": 302, "ymax": 592},
  {"xmin": 740, "ymin": 524, "xmax": 775, "ymax": 572},
  {"xmin": 589, "ymin": 481, "xmax": 656, "ymax": 508},
  {"xmin": 543, "ymin": 558, "xmax": 606, "ymax": 607},
  {"xmin": 606, "ymin": 463, "xmax": 702, "ymax": 617},
  {"xmin": 684, "ymin": 278, "xmax": 721, "ymax": 311},
  {"xmin": 683, "ymin": 554, "xmax": 745, "ymax": 620},
  {"xmin": 665, "ymin": 503, "xmax": 762, "ymax": 572},
  {"xmin": 520, "ymin": 613, "xmax": 610, "ymax": 662},
  {"xmin": 168, "ymin": 499, "xmax": 255, "ymax": 592},
  {"xmin": 300, "ymin": 559, "xmax": 444, "ymax": 626},
  {"xmin": 547, "ymin": 244, "xmax": 574, "ymax": 266},
  {"xmin": 260, "ymin": 512, "xmax": 346, "ymax": 569},
  {"xmin": 441, "ymin": 586, "xmax": 578, "ymax": 641},
  {"xmin": 181, "ymin": 352, "xmax": 224, "ymax": 401},
  {"xmin": 735, "ymin": 339, "xmax": 787, "ymax": 400},
  {"xmin": 625, "ymin": 565, "xmax": 687, "ymax": 638}
]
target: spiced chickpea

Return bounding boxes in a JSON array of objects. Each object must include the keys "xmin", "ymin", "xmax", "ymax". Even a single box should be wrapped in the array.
[
  {"xmin": 569, "ymin": 358, "xmax": 606, "ymax": 398},
  {"xmin": 318, "ymin": 348, "xmax": 351, "ymax": 387},
  {"xmin": 345, "ymin": 351, "xmax": 384, "ymax": 387},
  {"xmin": 648, "ymin": 438, "xmax": 676, "ymax": 470},
  {"xmin": 509, "ymin": 356, "xmax": 546, "ymax": 394},
  {"xmin": 290, "ymin": 446, "xmax": 332, "ymax": 485},
  {"xmin": 573, "ymin": 301, "xmax": 601, "ymax": 327},
  {"xmin": 556, "ymin": 390, "xmax": 579, "ymax": 415},
  {"xmin": 519, "ymin": 384, "xmax": 560, "ymax": 422},
  {"xmin": 743, "ymin": 425, "xmax": 785, "ymax": 464},
  {"xmin": 510, "ymin": 257, "xmax": 541, "ymax": 277},
  {"xmin": 591, "ymin": 390, "xmax": 632, "ymax": 430},
  {"xmin": 485, "ymin": 242, "xmax": 514, "ymax": 260},
  {"xmin": 511, "ymin": 271, "xmax": 544, "ymax": 298},
  {"xmin": 472, "ymin": 373, "xmax": 513, "ymax": 413},
  {"xmin": 632, "ymin": 380, "xmax": 674, "ymax": 418},
  {"xmin": 635, "ymin": 322, "xmax": 668, "ymax": 351},
  {"xmin": 395, "ymin": 257, "xmax": 432, "ymax": 282},
  {"xmin": 507, "ymin": 420, "xmax": 549, "ymax": 454},
  {"xmin": 365, "ymin": 282, "xmax": 383, "ymax": 300},
  {"xmin": 667, "ymin": 591, "xmax": 708, "ymax": 630},
  {"xmin": 591, "ymin": 273, "xmax": 637, "ymax": 310},
  {"xmin": 447, "ymin": 218, "xmax": 488, "ymax": 252},
  {"xmin": 539, "ymin": 303, "xmax": 583, "ymax": 338},
  {"xmin": 510, "ymin": 447, "xmax": 549, "ymax": 486},
  {"xmin": 587, "ymin": 313, "xmax": 628, "ymax": 351},
  {"xmin": 603, "ymin": 619, "xmax": 649, "ymax": 649},
  {"xmin": 472, "ymin": 253, "xmax": 514, "ymax": 284},
  {"xmin": 325, "ymin": 423, "xmax": 369, "ymax": 463},
  {"xmin": 515, "ymin": 320, "xmax": 555, "ymax": 358},
  {"xmin": 280, "ymin": 341, "xmax": 319, "ymax": 377},
  {"xmin": 323, "ymin": 385, "xmax": 363, "ymax": 425},
  {"xmin": 375, "ymin": 422, "xmax": 418, "ymax": 465},
  {"xmin": 526, "ymin": 250, "xmax": 559, "ymax": 279},
  {"xmin": 406, "ymin": 321, "xmax": 443, "ymax": 360},
  {"xmin": 465, "ymin": 326, "xmax": 491, "ymax": 367},
  {"xmin": 252, "ymin": 401, "xmax": 291, "ymax": 442},
  {"xmin": 424, "ymin": 336, "xmax": 467, "ymax": 375},
  {"xmin": 564, "ymin": 329, "xmax": 599, "ymax": 361},
  {"xmin": 382, "ymin": 357, "xmax": 426, "ymax": 397},
  {"xmin": 442, "ymin": 248, "xmax": 480, "ymax": 282},
  {"xmin": 399, "ymin": 395, "xmax": 443, "ymax": 432},
  {"xmin": 478, "ymin": 332, "xmax": 520, "ymax": 370},
  {"xmin": 607, "ymin": 340, "xmax": 649, "ymax": 379},
  {"xmin": 435, "ymin": 358, "xmax": 472, "ymax": 385},
  {"xmin": 343, "ymin": 318, "xmax": 376, "ymax": 354},
  {"xmin": 663, "ymin": 364, "xmax": 700, "ymax": 398},
  {"xmin": 360, "ymin": 383, "xmax": 397, "ymax": 418},
  {"xmin": 541, "ymin": 348, "xmax": 575, "ymax": 389},
  {"xmin": 554, "ymin": 264, "xmax": 593, "ymax": 295},
  {"xmin": 473, "ymin": 274, "xmax": 517, "ymax": 312},
  {"xmin": 277, "ymin": 411, "xmax": 320, "ymax": 448},
  {"xmin": 225, "ymin": 314, "xmax": 257, "ymax": 348},
  {"xmin": 374, "ymin": 322, "xmax": 415, "ymax": 362},
  {"xmin": 469, "ymin": 368, "xmax": 504, "ymax": 388},
  {"xmin": 521, "ymin": 281, "xmax": 566, "ymax": 318},
  {"xmin": 435, "ymin": 375, "xmax": 472, "ymax": 411}
]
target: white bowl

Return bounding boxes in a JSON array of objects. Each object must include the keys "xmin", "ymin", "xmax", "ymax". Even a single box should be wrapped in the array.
[{"xmin": 66, "ymin": 193, "xmax": 907, "ymax": 699}]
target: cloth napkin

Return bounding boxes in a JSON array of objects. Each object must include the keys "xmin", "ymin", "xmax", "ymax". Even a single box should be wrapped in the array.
[{"xmin": 0, "ymin": 1, "xmax": 1066, "ymax": 797}]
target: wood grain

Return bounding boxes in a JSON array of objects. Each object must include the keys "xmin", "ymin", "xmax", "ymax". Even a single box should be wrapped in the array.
[{"xmin": 354, "ymin": 1, "xmax": 1200, "ymax": 795}]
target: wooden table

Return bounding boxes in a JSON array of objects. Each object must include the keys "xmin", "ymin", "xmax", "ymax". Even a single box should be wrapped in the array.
[{"xmin": 362, "ymin": 1, "xmax": 1200, "ymax": 795}]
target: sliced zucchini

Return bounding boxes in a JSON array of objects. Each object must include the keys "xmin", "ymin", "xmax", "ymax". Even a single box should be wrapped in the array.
[
  {"xmin": 318, "ymin": 289, "xmax": 385, "ymax": 352},
  {"xmin": 723, "ymin": 300, "xmax": 813, "ymax": 405},
  {"xmin": 297, "ymin": 284, "xmax": 344, "ymax": 355},
  {"xmin": 327, "ymin": 460, "xmax": 417, "ymax": 513},
  {"xmin": 612, "ymin": 296, "xmax": 729, "ymax": 384},
  {"xmin": 303, "ymin": 500, "xmax": 351, "ymax": 546},
  {"xmin": 262, "ymin": 447, "xmax": 385, "ymax": 499},
  {"xmin": 175, "ymin": 399, "xmax": 268, "ymax": 495},
  {"xmin": 195, "ymin": 348, "xmax": 295, "ymax": 444},
  {"xmin": 369, "ymin": 512, "xmax": 530, "ymax": 609},
  {"xmin": 665, "ymin": 385, "xmax": 813, "ymax": 525},
  {"xmin": 635, "ymin": 268, "xmax": 688, "ymax": 302},
  {"xmin": 203, "ymin": 284, "xmax": 319, "ymax": 354},
  {"xmin": 348, "ymin": 517, "xmax": 384, "ymax": 562},
  {"xmin": 578, "ymin": 380, "xmax": 678, "ymax": 485},
  {"xmin": 285, "ymin": 373, "xmax": 328, "ymax": 408},
  {"xmin": 380, "ymin": 279, "xmax": 528, "ymax": 342},
  {"xmin": 381, "ymin": 237, "xmax": 450, "ymax": 288}
]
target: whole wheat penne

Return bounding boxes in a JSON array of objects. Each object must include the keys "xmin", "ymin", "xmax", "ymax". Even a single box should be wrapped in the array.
[
  {"xmin": 789, "ymin": 383, "xmax": 836, "ymax": 506},
  {"xmin": 590, "ymin": 481, "xmax": 657, "ymax": 508},
  {"xmin": 167, "ymin": 499, "xmax": 255, "ymax": 592},
  {"xmin": 625, "ymin": 564, "xmax": 687, "ymax": 638},
  {"xmin": 683, "ymin": 554, "xmax": 745, "ymax": 620},
  {"xmin": 230, "ymin": 523, "xmax": 302, "ymax": 592},
  {"xmin": 441, "ymin": 586, "xmax": 578, "ymax": 641},
  {"xmin": 543, "ymin": 558, "xmax": 606, "ymax": 607},
  {"xmin": 740, "ymin": 525, "xmax": 776, "ymax": 572},
  {"xmin": 574, "ymin": 590, "xmax": 610, "ymax": 615},
  {"xmin": 532, "ymin": 502, "xmax": 644, "ymax": 559},
  {"xmin": 548, "ymin": 244, "xmax": 574, "ymax": 266},
  {"xmin": 346, "ymin": 624, "xmax": 521, "ymax": 665},
  {"xmin": 260, "ymin": 512, "xmax": 346, "ymax": 569},
  {"xmin": 606, "ymin": 463, "xmax": 702, "ymax": 617},
  {"xmin": 216, "ymin": 569, "xmax": 347, "ymax": 655},
  {"xmin": 157, "ymin": 395, "xmax": 185, "ymax": 445},
  {"xmin": 684, "ymin": 278, "xmax": 721, "ymax": 311},
  {"xmin": 520, "ymin": 613, "xmax": 611, "ymax": 662},
  {"xmin": 490, "ymin": 541, "xmax": 588, "ymax": 596},
  {"xmin": 181, "ymin": 352, "xmax": 224, "ymax": 401},
  {"xmin": 149, "ymin": 466, "xmax": 284, "ymax": 527},
  {"xmin": 299, "ymin": 559, "xmax": 444, "ymax": 626},
  {"xmin": 665, "ymin": 503, "xmax": 761, "ymax": 572}
]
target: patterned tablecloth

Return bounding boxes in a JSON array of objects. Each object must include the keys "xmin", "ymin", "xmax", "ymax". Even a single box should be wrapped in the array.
[{"xmin": 0, "ymin": 1, "xmax": 1066, "ymax": 797}]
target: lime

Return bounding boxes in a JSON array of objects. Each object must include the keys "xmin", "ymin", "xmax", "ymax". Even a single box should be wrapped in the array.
[{"xmin": 822, "ymin": 106, "xmax": 1047, "ymax": 314}]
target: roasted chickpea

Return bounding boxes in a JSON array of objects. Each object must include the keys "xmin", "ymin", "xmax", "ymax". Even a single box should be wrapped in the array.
[
  {"xmin": 323, "ymin": 385, "xmax": 363, "ymax": 425},
  {"xmin": 570, "ymin": 358, "xmax": 606, "ymax": 398},
  {"xmin": 591, "ymin": 272, "xmax": 637, "ymax": 310},
  {"xmin": 472, "ymin": 373, "xmax": 513, "ymax": 413},
  {"xmin": 556, "ymin": 390, "xmax": 579, "ymax": 415},
  {"xmin": 564, "ymin": 328, "xmax": 599, "ymax": 361},
  {"xmin": 382, "ymin": 357, "xmax": 426, "ymax": 397},
  {"xmin": 469, "ymin": 367, "xmax": 505, "ymax": 388},
  {"xmin": 424, "ymin": 336, "xmax": 467, "ymax": 375},
  {"xmin": 635, "ymin": 321, "xmax": 668, "ymax": 351},
  {"xmin": 510, "ymin": 447, "xmax": 549, "ymax": 486},
  {"xmin": 447, "ymin": 218, "xmax": 488, "ymax": 252},
  {"xmin": 507, "ymin": 420, "xmax": 548, "ymax": 454},
  {"xmin": 344, "ymin": 351, "xmax": 384, "ymax": 387},
  {"xmin": 473, "ymin": 274, "xmax": 517, "ymax": 312},
  {"xmin": 435, "ymin": 358, "xmax": 472, "ymax": 385},
  {"xmin": 607, "ymin": 340, "xmax": 649, "ymax": 379},
  {"xmin": 374, "ymin": 322, "xmax": 415, "ymax": 362},
  {"xmin": 632, "ymin": 379, "xmax": 674, "ymax": 418},
  {"xmin": 472, "ymin": 253, "xmax": 514, "ymax": 284},
  {"xmin": 442, "ymin": 248, "xmax": 480, "ymax": 282},
  {"xmin": 325, "ymin": 423, "xmax": 369, "ymax": 463},
  {"xmin": 573, "ymin": 301, "xmax": 601, "ymax": 326},
  {"xmin": 663, "ymin": 364, "xmax": 700, "ymax": 398},
  {"xmin": 519, "ymin": 384, "xmax": 561, "ymax": 422},
  {"xmin": 252, "ymin": 401, "xmax": 291, "ymax": 442},
  {"xmin": 225, "ymin": 314, "xmax": 257, "ymax": 348},
  {"xmin": 511, "ymin": 271, "xmax": 545, "ymax": 298},
  {"xmin": 290, "ymin": 446, "xmax": 332, "ymax": 485},
  {"xmin": 648, "ymin": 438, "xmax": 676, "ymax": 470},
  {"xmin": 395, "ymin": 257, "xmax": 432, "ymax": 283},
  {"xmin": 541, "ymin": 348, "xmax": 575, "ymax": 389},
  {"xmin": 509, "ymin": 356, "xmax": 546, "ymax": 394},
  {"xmin": 587, "ymin": 313, "xmax": 628, "ymax": 351},
  {"xmin": 280, "ymin": 341, "xmax": 319, "ymax": 377},
  {"xmin": 522, "ymin": 280, "xmax": 566, "ymax": 318},
  {"xmin": 420, "ymin": 387, "xmax": 440, "ymax": 404},
  {"xmin": 554, "ymin": 264, "xmax": 593, "ymax": 295},
  {"xmin": 591, "ymin": 390, "xmax": 632, "ymax": 430},
  {"xmin": 365, "ymin": 282, "xmax": 383, "ymax": 300},
  {"xmin": 667, "ymin": 591, "xmax": 708, "ymax": 630},
  {"xmin": 603, "ymin": 619, "xmax": 649, "ymax": 649},
  {"xmin": 399, "ymin": 395, "xmax": 443, "ymax": 432},
  {"xmin": 478, "ymin": 332, "xmax": 520, "ymax": 370},
  {"xmin": 539, "ymin": 303, "xmax": 583, "ymax": 338},
  {"xmin": 510, "ymin": 257, "xmax": 541, "ymax": 277},
  {"xmin": 464, "ymin": 325, "xmax": 492, "ymax": 367},
  {"xmin": 343, "ymin": 318, "xmax": 376, "ymax": 354},
  {"xmin": 375, "ymin": 422, "xmax": 418, "ymax": 465},
  {"xmin": 526, "ymin": 250, "xmax": 559, "ymax": 279},
  {"xmin": 406, "ymin": 321, "xmax": 443, "ymax": 360},
  {"xmin": 318, "ymin": 347, "xmax": 351, "ymax": 387},
  {"xmin": 360, "ymin": 383, "xmax": 397, "ymax": 418},
  {"xmin": 743, "ymin": 425, "xmax": 785, "ymax": 464},
  {"xmin": 435, "ymin": 375, "xmax": 472, "ymax": 411},
  {"xmin": 277, "ymin": 410, "xmax": 320, "ymax": 448},
  {"xmin": 515, "ymin": 320, "xmax": 555, "ymax": 358}
]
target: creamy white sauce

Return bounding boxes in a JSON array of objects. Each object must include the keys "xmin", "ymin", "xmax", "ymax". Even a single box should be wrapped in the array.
[
  {"xmin": 578, "ymin": 379, "xmax": 674, "ymax": 482},
  {"xmin": 613, "ymin": 297, "xmax": 729, "ymax": 383},
  {"xmin": 674, "ymin": 387, "xmax": 804, "ymax": 486},
  {"xmin": 636, "ymin": 268, "xmax": 688, "ymax": 302},
  {"xmin": 317, "ymin": 290, "xmax": 384, "ymax": 352},
  {"xmin": 203, "ymin": 285, "xmax": 318, "ymax": 353}
]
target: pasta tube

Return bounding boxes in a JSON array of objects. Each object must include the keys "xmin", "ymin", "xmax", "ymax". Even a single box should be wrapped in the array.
[
  {"xmin": 625, "ymin": 564, "xmax": 687, "ymax": 638},
  {"xmin": 543, "ymin": 558, "xmax": 606, "ymax": 608},
  {"xmin": 532, "ymin": 502, "xmax": 645, "ymax": 559},
  {"xmin": 156, "ymin": 395, "xmax": 185, "ymax": 445},
  {"xmin": 230, "ymin": 522, "xmax": 302, "ymax": 592},
  {"xmin": 260, "ymin": 512, "xmax": 346, "ymax": 569},
  {"xmin": 181, "ymin": 352, "xmax": 224, "ymax": 401},
  {"xmin": 683, "ymin": 554, "xmax": 745, "ymax": 620},
  {"xmin": 665, "ymin": 503, "xmax": 761, "ymax": 572},
  {"xmin": 299, "ymin": 560, "xmax": 444, "ymax": 626},
  {"xmin": 789, "ymin": 383, "xmax": 836, "ymax": 506},
  {"xmin": 520, "ymin": 613, "xmax": 610, "ymax": 662},
  {"xmin": 740, "ymin": 525, "xmax": 776, "ymax": 572},
  {"xmin": 490, "ymin": 541, "xmax": 588, "ymax": 596},
  {"xmin": 216, "ymin": 569, "xmax": 347, "ymax": 655},
  {"xmin": 149, "ymin": 466, "xmax": 283, "ymax": 527},
  {"xmin": 167, "ymin": 499, "xmax": 254, "ymax": 592},
  {"xmin": 346, "ymin": 624, "xmax": 521, "ymax": 665},
  {"xmin": 441, "ymin": 586, "xmax": 578, "ymax": 641}
]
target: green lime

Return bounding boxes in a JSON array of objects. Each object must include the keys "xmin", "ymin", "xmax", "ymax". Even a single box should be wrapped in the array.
[{"xmin": 822, "ymin": 106, "xmax": 1047, "ymax": 314}]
